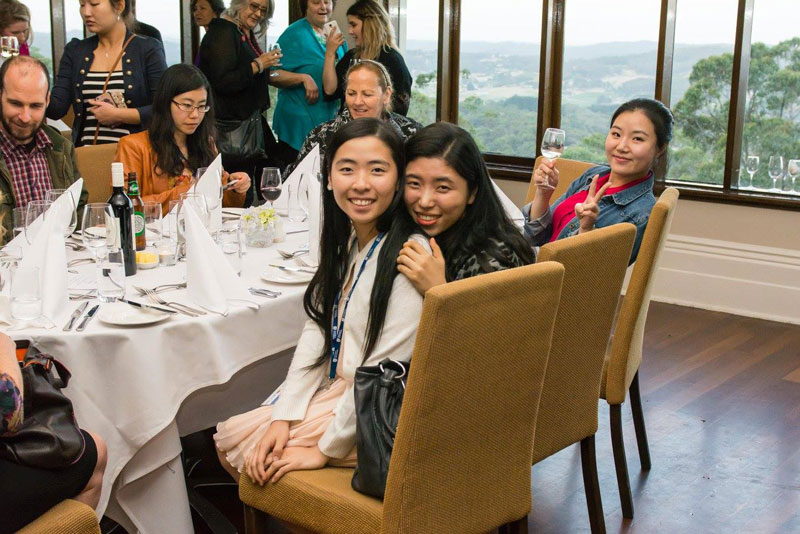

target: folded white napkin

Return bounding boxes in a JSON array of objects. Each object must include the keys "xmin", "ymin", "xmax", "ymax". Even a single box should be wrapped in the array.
[
  {"xmin": 191, "ymin": 154, "xmax": 223, "ymax": 233},
  {"xmin": 307, "ymin": 172, "xmax": 322, "ymax": 267},
  {"xmin": 274, "ymin": 144, "xmax": 321, "ymax": 213},
  {"xmin": 491, "ymin": 179, "xmax": 525, "ymax": 227},
  {"xmin": 6, "ymin": 179, "xmax": 84, "ymax": 252},
  {"xmin": 183, "ymin": 203, "xmax": 257, "ymax": 315},
  {"xmin": 0, "ymin": 195, "xmax": 71, "ymax": 328},
  {"xmin": 46, "ymin": 117, "xmax": 71, "ymax": 133}
]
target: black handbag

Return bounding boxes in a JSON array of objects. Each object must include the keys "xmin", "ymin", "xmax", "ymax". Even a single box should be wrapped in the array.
[
  {"xmin": 215, "ymin": 110, "xmax": 266, "ymax": 159},
  {"xmin": 0, "ymin": 344, "xmax": 85, "ymax": 469},
  {"xmin": 351, "ymin": 358, "xmax": 409, "ymax": 499}
]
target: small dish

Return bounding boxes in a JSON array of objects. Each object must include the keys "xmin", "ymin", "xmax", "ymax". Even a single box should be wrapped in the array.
[
  {"xmin": 97, "ymin": 302, "xmax": 171, "ymax": 327},
  {"xmin": 260, "ymin": 267, "xmax": 314, "ymax": 284}
]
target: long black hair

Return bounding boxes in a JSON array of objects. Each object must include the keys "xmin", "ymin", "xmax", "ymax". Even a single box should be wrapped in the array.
[
  {"xmin": 303, "ymin": 118, "xmax": 410, "ymax": 369},
  {"xmin": 148, "ymin": 64, "xmax": 217, "ymax": 177},
  {"xmin": 401, "ymin": 122, "xmax": 535, "ymax": 280}
]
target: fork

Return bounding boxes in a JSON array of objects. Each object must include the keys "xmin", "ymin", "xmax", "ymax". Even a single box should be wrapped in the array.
[
  {"xmin": 139, "ymin": 288, "xmax": 206, "ymax": 316},
  {"xmin": 135, "ymin": 282, "xmax": 187, "ymax": 294}
]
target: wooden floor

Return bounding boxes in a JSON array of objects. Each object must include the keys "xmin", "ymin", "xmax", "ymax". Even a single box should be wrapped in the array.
[{"xmin": 151, "ymin": 302, "xmax": 800, "ymax": 534}]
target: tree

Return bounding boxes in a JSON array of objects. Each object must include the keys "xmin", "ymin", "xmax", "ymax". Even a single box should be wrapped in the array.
[{"xmin": 415, "ymin": 71, "xmax": 436, "ymax": 90}]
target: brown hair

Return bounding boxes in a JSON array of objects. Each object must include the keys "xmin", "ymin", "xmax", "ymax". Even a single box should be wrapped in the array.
[{"xmin": 0, "ymin": 0, "xmax": 32, "ymax": 45}]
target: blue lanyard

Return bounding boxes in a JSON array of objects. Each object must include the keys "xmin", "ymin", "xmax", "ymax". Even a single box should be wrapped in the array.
[{"xmin": 329, "ymin": 232, "xmax": 385, "ymax": 379}]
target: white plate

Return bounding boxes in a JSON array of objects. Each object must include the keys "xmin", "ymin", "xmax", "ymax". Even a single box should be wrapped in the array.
[
  {"xmin": 97, "ymin": 302, "xmax": 172, "ymax": 327},
  {"xmin": 260, "ymin": 267, "xmax": 314, "ymax": 284}
]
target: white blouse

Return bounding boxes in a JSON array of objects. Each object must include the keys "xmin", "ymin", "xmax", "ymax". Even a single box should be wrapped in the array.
[{"xmin": 271, "ymin": 233, "xmax": 429, "ymax": 458}]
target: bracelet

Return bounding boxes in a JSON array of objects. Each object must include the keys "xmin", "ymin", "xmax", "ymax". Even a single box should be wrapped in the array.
[{"xmin": 254, "ymin": 60, "xmax": 263, "ymax": 74}]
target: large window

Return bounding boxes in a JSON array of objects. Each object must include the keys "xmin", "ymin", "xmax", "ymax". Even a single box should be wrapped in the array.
[
  {"xmin": 737, "ymin": 0, "xmax": 800, "ymax": 195},
  {"xmin": 401, "ymin": 0, "xmax": 439, "ymax": 126},
  {"xmin": 457, "ymin": 1, "xmax": 542, "ymax": 158},
  {"xmin": 26, "ymin": 0, "xmax": 53, "ymax": 74},
  {"xmin": 561, "ymin": 0, "xmax": 660, "ymax": 163},
  {"xmin": 266, "ymin": 1, "xmax": 289, "ymax": 127},
  {"xmin": 135, "ymin": 1, "xmax": 181, "ymax": 65},
  {"xmin": 668, "ymin": 0, "xmax": 738, "ymax": 186}
]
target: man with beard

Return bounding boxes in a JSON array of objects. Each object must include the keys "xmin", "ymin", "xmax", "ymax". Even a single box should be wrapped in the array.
[{"xmin": 0, "ymin": 55, "xmax": 86, "ymax": 243}]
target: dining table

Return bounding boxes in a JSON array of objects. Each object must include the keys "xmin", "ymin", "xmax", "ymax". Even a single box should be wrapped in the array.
[{"xmin": 8, "ymin": 214, "xmax": 313, "ymax": 534}]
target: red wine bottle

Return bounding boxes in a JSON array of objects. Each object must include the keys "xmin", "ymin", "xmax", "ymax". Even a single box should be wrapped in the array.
[{"xmin": 108, "ymin": 162, "xmax": 137, "ymax": 276}]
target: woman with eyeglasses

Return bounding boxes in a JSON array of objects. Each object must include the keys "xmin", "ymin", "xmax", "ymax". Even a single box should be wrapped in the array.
[
  {"xmin": 322, "ymin": 0, "xmax": 412, "ymax": 116},
  {"xmin": 198, "ymin": 0, "xmax": 281, "ymax": 204},
  {"xmin": 115, "ymin": 64, "xmax": 251, "ymax": 214}
]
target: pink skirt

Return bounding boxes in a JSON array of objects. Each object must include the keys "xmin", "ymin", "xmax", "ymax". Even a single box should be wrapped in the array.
[{"xmin": 214, "ymin": 377, "xmax": 357, "ymax": 472}]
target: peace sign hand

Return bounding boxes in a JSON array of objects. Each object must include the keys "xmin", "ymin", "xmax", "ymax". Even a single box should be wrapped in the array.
[{"xmin": 574, "ymin": 175, "xmax": 611, "ymax": 233}]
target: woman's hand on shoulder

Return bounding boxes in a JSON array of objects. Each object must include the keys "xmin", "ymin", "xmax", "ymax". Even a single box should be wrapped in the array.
[
  {"xmin": 263, "ymin": 445, "xmax": 329, "ymax": 484},
  {"xmin": 396, "ymin": 238, "xmax": 447, "ymax": 295},
  {"xmin": 226, "ymin": 172, "xmax": 251, "ymax": 194},
  {"xmin": 246, "ymin": 420, "xmax": 290, "ymax": 485},
  {"xmin": 533, "ymin": 159, "xmax": 559, "ymax": 196},
  {"xmin": 575, "ymin": 175, "xmax": 610, "ymax": 233}
]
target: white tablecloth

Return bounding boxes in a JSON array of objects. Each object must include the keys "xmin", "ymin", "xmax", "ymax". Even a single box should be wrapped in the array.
[{"xmin": 9, "ymin": 221, "xmax": 311, "ymax": 533}]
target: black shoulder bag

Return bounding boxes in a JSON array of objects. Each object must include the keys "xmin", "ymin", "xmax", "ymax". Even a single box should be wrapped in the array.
[
  {"xmin": 351, "ymin": 358, "xmax": 409, "ymax": 499},
  {"xmin": 0, "ymin": 343, "xmax": 85, "ymax": 469}
]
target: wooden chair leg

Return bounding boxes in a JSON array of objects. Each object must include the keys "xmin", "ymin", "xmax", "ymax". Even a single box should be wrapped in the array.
[
  {"xmin": 629, "ymin": 372, "xmax": 652, "ymax": 470},
  {"xmin": 610, "ymin": 404, "xmax": 634, "ymax": 519},
  {"xmin": 243, "ymin": 504, "xmax": 271, "ymax": 534},
  {"xmin": 580, "ymin": 436, "xmax": 606, "ymax": 534},
  {"xmin": 498, "ymin": 516, "xmax": 528, "ymax": 534}
]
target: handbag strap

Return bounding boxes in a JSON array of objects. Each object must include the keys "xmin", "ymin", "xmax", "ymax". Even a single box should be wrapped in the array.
[{"xmin": 93, "ymin": 33, "xmax": 137, "ymax": 145}]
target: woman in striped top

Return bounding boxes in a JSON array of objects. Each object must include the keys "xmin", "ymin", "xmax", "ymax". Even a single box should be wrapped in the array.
[{"xmin": 47, "ymin": 0, "xmax": 166, "ymax": 147}]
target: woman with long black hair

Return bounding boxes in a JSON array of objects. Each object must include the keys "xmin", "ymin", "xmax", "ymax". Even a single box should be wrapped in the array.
[
  {"xmin": 115, "ymin": 63, "xmax": 251, "ymax": 213},
  {"xmin": 396, "ymin": 122, "xmax": 535, "ymax": 294},
  {"xmin": 214, "ymin": 118, "xmax": 428, "ymax": 484}
]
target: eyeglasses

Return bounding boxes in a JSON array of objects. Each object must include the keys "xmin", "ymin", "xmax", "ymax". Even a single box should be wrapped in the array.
[
  {"xmin": 172, "ymin": 101, "xmax": 211, "ymax": 114},
  {"xmin": 248, "ymin": 2, "xmax": 269, "ymax": 15}
]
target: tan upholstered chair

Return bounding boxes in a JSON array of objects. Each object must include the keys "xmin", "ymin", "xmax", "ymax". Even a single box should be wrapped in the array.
[
  {"xmin": 525, "ymin": 156, "xmax": 595, "ymax": 205},
  {"xmin": 75, "ymin": 143, "xmax": 117, "ymax": 204},
  {"xmin": 240, "ymin": 262, "xmax": 567, "ymax": 534},
  {"xmin": 17, "ymin": 499, "xmax": 101, "ymax": 534},
  {"xmin": 600, "ymin": 187, "xmax": 679, "ymax": 519},
  {"xmin": 533, "ymin": 223, "xmax": 636, "ymax": 533}
]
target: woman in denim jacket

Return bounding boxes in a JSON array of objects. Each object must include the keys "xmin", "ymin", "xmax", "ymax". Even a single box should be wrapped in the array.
[{"xmin": 522, "ymin": 98, "xmax": 673, "ymax": 263}]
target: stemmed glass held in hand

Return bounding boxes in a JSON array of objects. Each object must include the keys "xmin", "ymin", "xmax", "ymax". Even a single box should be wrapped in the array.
[
  {"xmin": 81, "ymin": 203, "xmax": 116, "ymax": 262},
  {"xmin": 45, "ymin": 189, "xmax": 78, "ymax": 238},
  {"xmin": 768, "ymin": 155, "xmax": 784, "ymax": 191},
  {"xmin": 268, "ymin": 42, "xmax": 282, "ymax": 78},
  {"xmin": 539, "ymin": 128, "xmax": 566, "ymax": 190},
  {"xmin": 260, "ymin": 167, "xmax": 282, "ymax": 207},
  {"xmin": 741, "ymin": 155, "xmax": 759, "ymax": 189}
]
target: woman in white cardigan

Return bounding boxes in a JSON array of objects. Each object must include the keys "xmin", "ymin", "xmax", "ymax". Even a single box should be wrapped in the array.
[{"xmin": 215, "ymin": 118, "xmax": 429, "ymax": 484}]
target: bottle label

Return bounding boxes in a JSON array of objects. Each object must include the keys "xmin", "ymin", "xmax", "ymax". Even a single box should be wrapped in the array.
[{"xmin": 133, "ymin": 212, "xmax": 145, "ymax": 236}]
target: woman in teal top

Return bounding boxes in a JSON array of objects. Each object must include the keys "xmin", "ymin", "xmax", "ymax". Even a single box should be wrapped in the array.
[{"xmin": 272, "ymin": 0, "xmax": 347, "ymax": 159}]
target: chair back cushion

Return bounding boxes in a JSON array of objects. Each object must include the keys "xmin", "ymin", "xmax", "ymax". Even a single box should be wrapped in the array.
[
  {"xmin": 525, "ymin": 157, "xmax": 595, "ymax": 205},
  {"xmin": 532, "ymin": 223, "xmax": 636, "ymax": 463},
  {"xmin": 603, "ymin": 187, "xmax": 679, "ymax": 404},
  {"xmin": 75, "ymin": 143, "xmax": 117, "ymax": 204},
  {"xmin": 382, "ymin": 262, "xmax": 565, "ymax": 533},
  {"xmin": 18, "ymin": 499, "xmax": 101, "ymax": 534}
]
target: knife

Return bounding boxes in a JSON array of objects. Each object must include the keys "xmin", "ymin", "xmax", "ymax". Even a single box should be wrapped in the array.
[
  {"xmin": 75, "ymin": 304, "xmax": 100, "ymax": 332},
  {"xmin": 118, "ymin": 298, "xmax": 178, "ymax": 315},
  {"xmin": 63, "ymin": 301, "xmax": 89, "ymax": 331},
  {"xmin": 269, "ymin": 264, "xmax": 316, "ymax": 274}
]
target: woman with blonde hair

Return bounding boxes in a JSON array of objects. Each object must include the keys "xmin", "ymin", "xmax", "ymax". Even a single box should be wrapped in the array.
[
  {"xmin": 0, "ymin": 0, "xmax": 32, "ymax": 56},
  {"xmin": 322, "ymin": 0, "xmax": 412, "ymax": 116}
]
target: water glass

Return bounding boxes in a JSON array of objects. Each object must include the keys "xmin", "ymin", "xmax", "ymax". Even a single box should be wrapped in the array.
[
  {"xmin": 178, "ymin": 193, "xmax": 210, "ymax": 231},
  {"xmin": 24, "ymin": 199, "xmax": 52, "ymax": 244},
  {"xmin": 12, "ymin": 207, "xmax": 25, "ymax": 240},
  {"xmin": 10, "ymin": 266, "xmax": 42, "ymax": 321},
  {"xmin": 288, "ymin": 177, "xmax": 309, "ymax": 223},
  {"xmin": 143, "ymin": 201, "xmax": 163, "ymax": 245},
  {"xmin": 0, "ymin": 245, "xmax": 22, "ymax": 292},
  {"xmin": 45, "ymin": 188, "xmax": 78, "ymax": 237},
  {"xmin": 81, "ymin": 203, "xmax": 116, "ymax": 261},
  {"xmin": 96, "ymin": 248, "xmax": 125, "ymax": 302},
  {"xmin": 156, "ymin": 238, "xmax": 178, "ymax": 266},
  {"xmin": 216, "ymin": 222, "xmax": 243, "ymax": 276}
]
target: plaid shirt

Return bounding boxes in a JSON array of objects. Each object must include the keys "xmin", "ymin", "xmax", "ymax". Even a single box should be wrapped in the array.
[{"xmin": 0, "ymin": 127, "xmax": 53, "ymax": 208}]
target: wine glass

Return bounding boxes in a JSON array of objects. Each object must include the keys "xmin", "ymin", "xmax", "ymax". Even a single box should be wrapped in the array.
[
  {"xmin": 178, "ymin": 192, "xmax": 210, "ymax": 232},
  {"xmin": 541, "ymin": 128, "xmax": 566, "ymax": 161},
  {"xmin": 0, "ymin": 36, "xmax": 18, "ymax": 58},
  {"xmin": 260, "ymin": 167, "xmax": 282, "ymax": 207},
  {"xmin": 768, "ymin": 155, "xmax": 784, "ymax": 191},
  {"xmin": 741, "ymin": 155, "xmax": 759, "ymax": 189},
  {"xmin": 24, "ymin": 199, "xmax": 52, "ymax": 244},
  {"xmin": 81, "ymin": 203, "xmax": 116, "ymax": 262},
  {"xmin": 267, "ymin": 38, "xmax": 282, "ymax": 78},
  {"xmin": 784, "ymin": 159, "xmax": 799, "ymax": 193},
  {"xmin": 45, "ymin": 188, "xmax": 78, "ymax": 238}
]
